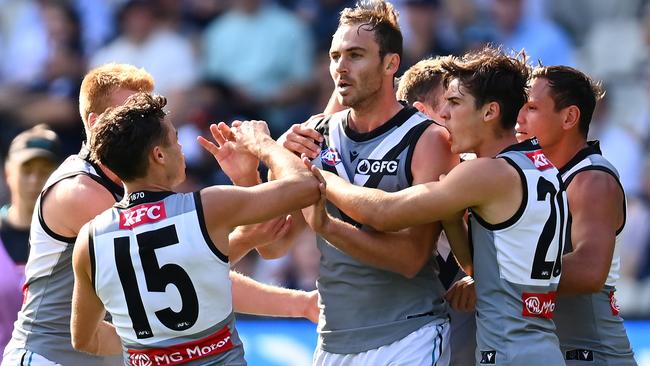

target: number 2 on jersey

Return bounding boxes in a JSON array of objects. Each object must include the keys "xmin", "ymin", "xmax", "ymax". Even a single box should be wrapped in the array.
[
  {"xmin": 531, "ymin": 177, "xmax": 566, "ymax": 280},
  {"xmin": 114, "ymin": 225, "xmax": 199, "ymax": 339}
]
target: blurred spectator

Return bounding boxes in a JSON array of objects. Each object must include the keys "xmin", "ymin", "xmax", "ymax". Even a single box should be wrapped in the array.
[
  {"xmin": 398, "ymin": 0, "xmax": 458, "ymax": 73},
  {"xmin": 0, "ymin": 0, "xmax": 85, "ymax": 155},
  {"xmin": 293, "ymin": 0, "xmax": 354, "ymax": 52},
  {"xmin": 490, "ymin": 0, "xmax": 575, "ymax": 65},
  {"xmin": 624, "ymin": 157, "xmax": 650, "ymax": 280},
  {"xmin": 0, "ymin": 124, "xmax": 62, "ymax": 360},
  {"xmin": 90, "ymin": 0, "xmax": 198, "ymax": 98},
  {"xmin": 201, "ymin": 0, "xmax": 315, "ymax": 137}
]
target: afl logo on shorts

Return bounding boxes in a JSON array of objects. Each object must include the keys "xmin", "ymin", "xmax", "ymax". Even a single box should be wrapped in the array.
[{"xmin": 320, "ymin": 147, "xmax": 342, "ymax": 166}]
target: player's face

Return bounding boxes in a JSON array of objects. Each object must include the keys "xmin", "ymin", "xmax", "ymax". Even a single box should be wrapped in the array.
[
  {"xmin": 329, "ymin": 24, "xmax": 385, "ymax": 108},
  {"xmin": 439, "ymin": 79, "xmax": 483, "ymax": 154},
  {"xmin": 516, "ymin": 77, "xmax": 564, "ymax": 147},
  {"xmin": 160, "ymin": 117, "xmax": 186, "ymax": 188},
  {"xmin": 5, "ymin": 157, "xmax": 56, "ymax": 205}
]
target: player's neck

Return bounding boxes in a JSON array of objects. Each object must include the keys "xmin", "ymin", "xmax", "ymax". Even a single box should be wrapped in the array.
[
  {"xmin": 348, "ymin": 92, "xmax": 402, "ymax": 133},
  {"xmin": 475, "ymin": 131, "xmax": 518, "ymax": 158},
  {"xmin": 123, "ymin": 180, "xmax": 173, "ymax": 196},
  {"xmin": 98, "ymin": 163, "xmax": 123, "ymax": 188},
  {"xmin": 542, "ymin": 135, "xmax": 588, "ymax": 170}
]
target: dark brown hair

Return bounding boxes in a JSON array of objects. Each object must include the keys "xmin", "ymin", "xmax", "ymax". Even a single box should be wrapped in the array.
[
  {"xmin": 441, "ymin": 46, "xmax": 530, "ymax": 130},
  {"xmin": 532, "ymin": 65, "xmax": 605, "ymax": 137},
  {"xmin": 339, "ymin": 0, "xmax": 403, "ymax": 60},
  {"xmin": 90, "ymin": 93, "xmax": 168, "ymax": 182}
]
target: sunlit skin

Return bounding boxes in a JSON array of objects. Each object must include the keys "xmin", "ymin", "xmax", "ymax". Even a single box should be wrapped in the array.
[
  {"xmin": 160, "ymin": 117, "xmax": 187, "ymax": 189},
  {"xmin": 515, "ymin": 77, "xmax": 567, "ymax": 149},
  {"xmin": 329, "ymin": 24, "xmax": 385, "ymax": 110},
  {"xmin": 439, "ymin": 79, "xmax": 485, "ymax": 155},
  {"xmin": 6, "ymin": 158, "xmax": 57, "ymax": 205}
]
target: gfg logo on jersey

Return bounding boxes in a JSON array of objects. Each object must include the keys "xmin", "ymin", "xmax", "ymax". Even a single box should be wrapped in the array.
[
  {"xmin": 522, "ymin": 291, "xmax": 557, "ymax": 318},
  {"xmin": 320, "ymin": 147, "xmax": 342, "ymax": 166},
  {"xmin": 120, "ymin": 203, "xmax": 167, "ymax": 229},
  {"xmin": 525, "ymin": 150, "xmax": 554, "ymax": 171},
  {"xmin": 355, "ymin": 159, "xmax": 399, "ymax": 176}
]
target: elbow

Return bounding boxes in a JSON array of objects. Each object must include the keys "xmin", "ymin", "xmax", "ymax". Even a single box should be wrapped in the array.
[
  {"xmin": 583, "ymin": 273, "xmax": 607, "ymax": 293},
  {"xmin": 399, "ymin": 254, "xmax": 430, "ymax": 279},
  {"xmin": 71, "ymin": 334, "xmax": 94, "ymax": 354}
]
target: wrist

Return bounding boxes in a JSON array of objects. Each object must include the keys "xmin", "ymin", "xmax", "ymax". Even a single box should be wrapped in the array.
[{"xmin": 231, "ymin": 171, "xmax": 262, "ymax": 187}]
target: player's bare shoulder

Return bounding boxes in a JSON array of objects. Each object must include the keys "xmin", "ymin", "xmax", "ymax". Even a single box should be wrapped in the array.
[{"xmin": 42, "ymin": 174, "xmax": 116, "ymax": 236}]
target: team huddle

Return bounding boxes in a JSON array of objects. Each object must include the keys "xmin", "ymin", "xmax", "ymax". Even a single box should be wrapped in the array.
[{"xmin": 0, "ymin": 0, "xmax": 638, "ymax": 366}]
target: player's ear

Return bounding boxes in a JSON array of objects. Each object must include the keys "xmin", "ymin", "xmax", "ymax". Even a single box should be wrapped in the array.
[
  {"xmin": 562, "ymin": 105, "xmax": 580, "ymax": 131},
  {"xmin": 152, "ymin": 145, "xmax": 165, "ymax": 165},
  {"xmin": 412, "ymin": 101, "xmax": 427, "ymax": 114},
  {"xmin": 483, "ymin": 101, "xmax": 500, "ymax": 123}
]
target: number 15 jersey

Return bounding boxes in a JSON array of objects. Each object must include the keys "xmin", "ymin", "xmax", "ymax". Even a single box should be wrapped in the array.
[
  {"xmin": 90, "ymin": 190, "xmax": 245, "ymax": 366},
  {"xmin": 471, "ymin": 139, "xmax": 567, "ymax": 365}
]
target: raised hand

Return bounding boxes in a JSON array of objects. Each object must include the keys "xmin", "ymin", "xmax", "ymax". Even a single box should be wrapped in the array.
[
  {"xmin": 197, "ymin": 122, "xmax": 260, "ymax": 185},
  {"xmin": 301, "ymin": 156, "xmax": 330, "ymax": 233},
  {"xmin": 278, "ymin": 114, "xmax": 324, "ymax": 159},
  {"xmin": 230, "ymin": 120, "xmax": 272, "ymax": 155},
  {"xmin": 444, "ymin": 275, "xmax": 476, "ymax": 312}
]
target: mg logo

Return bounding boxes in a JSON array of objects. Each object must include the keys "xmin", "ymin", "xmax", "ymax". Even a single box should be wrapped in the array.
[{"xmin": 129, "ymin": 353, "xmax": 151, "ymax": 366}]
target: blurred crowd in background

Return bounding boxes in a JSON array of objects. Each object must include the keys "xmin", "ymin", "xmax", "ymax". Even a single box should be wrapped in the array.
[{"xmin": 1, "ymin": 0, "xmax": 650, "ymax": 318}]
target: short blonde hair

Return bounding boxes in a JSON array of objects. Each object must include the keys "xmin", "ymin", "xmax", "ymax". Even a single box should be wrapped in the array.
[
  {"xmin": 79, "ymin": 63, "xmax": 154, "ymax": 128},
  {"xmin": 396, "ymin": 56, "xmax": 449, "ymax": 106}
]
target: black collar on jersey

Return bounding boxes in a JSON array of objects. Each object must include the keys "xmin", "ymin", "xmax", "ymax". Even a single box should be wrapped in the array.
[
  {"xmin": 79, "ymin": 144, "xmax": 125, "ymax": 198},
  {"xmin": 558, "ymin": 140, "xmax": 601, "ymax": 175},
  {"xmin": 497, "ymin": 137, "xmax": 541, "ymax": 155},
  {"xmin": 115, "ymin": 190, "xmax": 175, "ymax": 209},
  {"xmin": 342, "ymin": 102, "xmax": 419, "ymax": 142}
]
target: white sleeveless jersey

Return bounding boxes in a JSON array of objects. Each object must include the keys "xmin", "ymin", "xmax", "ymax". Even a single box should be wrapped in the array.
[
  {"xmin": 90, "ymin": 190, "xmax": 245, "ymax": 366},
  {"xmin": 6, "ymin": 148, "xmax": 123, "ymax": 366},
  {"xmin": 554, "ymin": 141, "xmax": 636, "ymax": 365},
  {"xmin": 471, "ymin": 139, "xmax": 567, "ymax": 366}
]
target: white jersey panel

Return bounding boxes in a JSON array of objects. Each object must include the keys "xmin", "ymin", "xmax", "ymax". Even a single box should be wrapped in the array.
[
  {"xmin": 493, "ymin": 167, "xmax": 565, "ymax": 287},
  {"xmin": 92, "ymin": 192, "xmax": 232, "ymax": 348}
]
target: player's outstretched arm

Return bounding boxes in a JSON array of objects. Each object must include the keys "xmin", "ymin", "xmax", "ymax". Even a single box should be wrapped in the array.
[
  {"xmin": 70, "ymin": 223, "xmax": 122, "ymax": 356},
  {"xmin": 230, "ymin": 272, "xmax": 318, "ymax": 323},
  {"xmin": 558, "ymin": 171, "xmax": 623, "ymax": 295},
  {"xmin": 321, "ymin": 158, "xmax": 514, "ymax": 232}
]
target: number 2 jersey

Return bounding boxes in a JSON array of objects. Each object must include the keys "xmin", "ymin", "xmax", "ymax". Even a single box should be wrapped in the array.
[
  {"xmin": 470, "ymin": 139, "xmax": 567, "ymax": 365},
  {"xmin": 553, "ymin": 141, "xmax": 636, "ymax": 365},
  {"xmin": 90, "ymin": 190, "xmax": 245, "ymax": 366}
]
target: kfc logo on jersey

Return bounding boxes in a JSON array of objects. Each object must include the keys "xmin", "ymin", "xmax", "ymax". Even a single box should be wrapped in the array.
[
  {"xmin": 320, "ymin": 147, "xmax": 342, "ymax": 166},
  {"xmin": 525, "ymin": 150, "xmax": 554, "ymax": 171},
  {"xmin": 127, "ymin": 326, "xmax": 233, "ymax": 366},
  {"xmin": 522, "ymin": 291, "xmax": 557, "ymax": 318},
  {"xmin": 120, "ymin": 203, "xmax": 167, "ymax": 229},
  {"xmin": 609, "ymin": 290, "xmax": 620, "ymax": 316}
]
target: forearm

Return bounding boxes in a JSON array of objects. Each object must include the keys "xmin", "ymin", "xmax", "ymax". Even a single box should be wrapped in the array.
[
  {"xmin": 75, "ymin": 321, "xmax": 122, "ymax": 356},
  {"xmin": 441, "ymin": 215, "xmax": 472, "ymax": 275},
  {"xmin": 319, "ymin": 216, "xmax": 436, "ymax": 278},
  {"xmin": 230, "ymin": 271, "xmax": 312, "ymax": 318},
  {"xmin": 558, "ymin": 250, "xmax": 609, "ymax": 295},
  {"xmin": 256, "ymin": 139, "xmax": 307, "ymax": 179}
]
